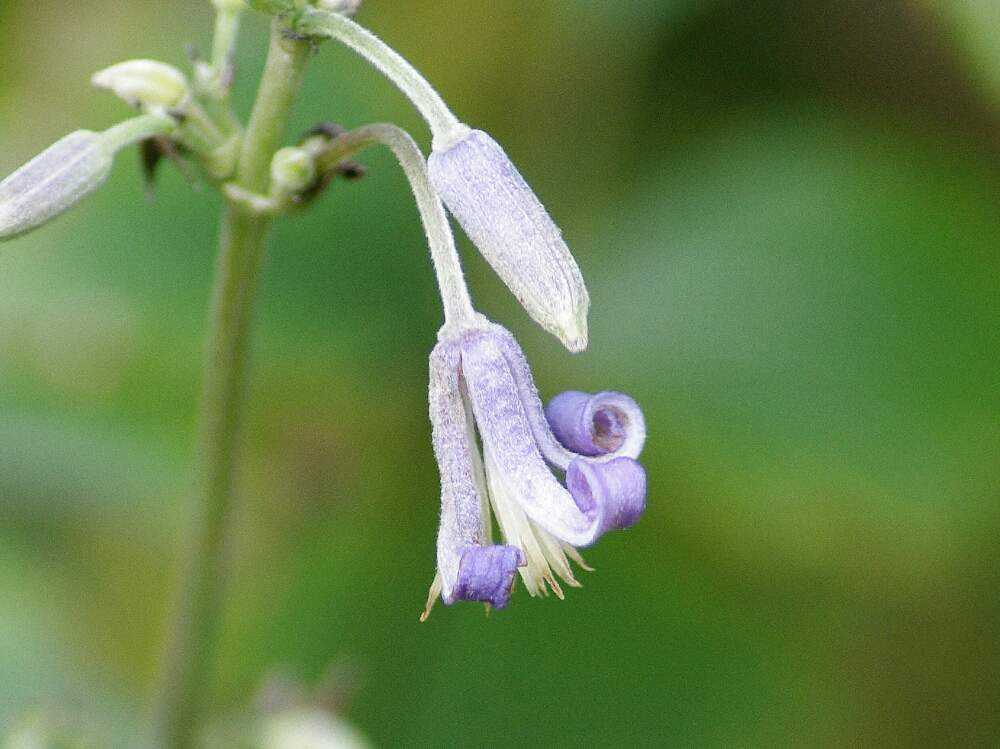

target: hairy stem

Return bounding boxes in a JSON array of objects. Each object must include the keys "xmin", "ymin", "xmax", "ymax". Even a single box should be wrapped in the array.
[
  {"xmin": 299, "ymin": 7, "xmax": 465, "ymax": 150},
  {"xmin": 317, "ymin": 123, "xmax": 475, "ymax": 325},
  {"xmin": 154, "ymin": 20, "xmax": 310, "ymax": 749},
  {"xmin": 101, "ymin": 112, "xmax": 177, "ymax": 152}
]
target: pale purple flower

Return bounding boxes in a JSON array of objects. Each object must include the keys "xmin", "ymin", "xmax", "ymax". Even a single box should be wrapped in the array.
[
  {"xmin": 428, "ymin": 130, "xmax": 590, "ymax": 353},
  {"xmin": 423, "ymin": 319, "xmax": 646, "ymax": 618}
]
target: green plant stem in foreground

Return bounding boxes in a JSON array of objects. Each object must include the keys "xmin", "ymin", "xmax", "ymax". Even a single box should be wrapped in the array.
[{"xmin": 154, "ymin": 21, "xmax": 311, "ymax": 749}]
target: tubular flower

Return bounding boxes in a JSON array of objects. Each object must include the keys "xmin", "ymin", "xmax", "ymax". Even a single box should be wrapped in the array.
[{"xmin": 423, "ymin": 319, "xmax": 646, "ymax": 619}]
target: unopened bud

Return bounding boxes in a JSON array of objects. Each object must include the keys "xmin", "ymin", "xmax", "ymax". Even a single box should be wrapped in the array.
[
  {"xmin": 0, "ymin": 131, "xmax": 112, "ymax": 241},
  {"xmin": 92, "ymin": 59, "xmax": 190, "ymax": 111},
  {"xmin": 270, "ymin": 147, "xmax": 316, "ymax": 195},
  {"xmin": 213, "ymin": 0, "xmax": 247, "ymax": 10},
  {"xmin": 1, "ymin": 114, "xmax": 174, "ymax": 241},
  {"xmin": 428, "ymin": 129, "xmax": 590, "ymax": 352}
]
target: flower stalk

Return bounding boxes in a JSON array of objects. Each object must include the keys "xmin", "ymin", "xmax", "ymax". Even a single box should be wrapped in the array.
[
  {"xmin": 297, "ymin": 7, "xmax": 466, "ymax": 150},
  {"xmin": 314, "ymin": 123, "xmax": 476, "ymax": 327},
  {"xmin": 101, "ymin": 112, "xmax": 178, "ymax": 151},
  {"xmin": 3, "ymin": 0, "xmax": 643, "ymax": 734},
  {"xmin": 154, "ymin": 19, "xmax": 311, "ymax": 749}
]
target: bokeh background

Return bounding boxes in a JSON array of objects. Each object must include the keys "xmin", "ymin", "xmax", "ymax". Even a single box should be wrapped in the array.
[{"xmin": 2, "ymin": 0, "xmax": 999, "ymax": 745}]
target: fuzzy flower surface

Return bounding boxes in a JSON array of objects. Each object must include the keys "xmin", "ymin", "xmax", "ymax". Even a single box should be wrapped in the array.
[
  {"xmin": 0, "ymin": 131, "xmax": 113, "ymax": 240},
  {"xmin": 423, "ymin": 318, "xmax": 646, "ymax": 618},
  {"xmin": 428, "ymin": 130, "xmax": 590, "ymax": 352}
]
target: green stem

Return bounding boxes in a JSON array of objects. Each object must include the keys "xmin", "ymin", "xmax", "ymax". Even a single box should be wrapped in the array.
[
  {"xmin": 298, "ymin": 7, "xmax": 466, "ymax": 150},
  {"xmin": 203, "ymin": 1, "xmax": 245, "ymax": 134},
  {"xmin": 101, "ymin": 113, "xmax": 176, "ymax": 152},
  {"xmin": 154, "ymin": 20, "xmax": 310, "ymax": 749},
  {"xmin": 316, "ymin": 123, "xmax": 476, "ymax": 326},
  {"xmin": 211, "ymin": 6, "xmax": 241, "ymax": 76}
]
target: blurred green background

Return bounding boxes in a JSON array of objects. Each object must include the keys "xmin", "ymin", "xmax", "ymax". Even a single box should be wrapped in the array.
[{"xmin": 2, "ymin": 0, "xmax": 999, "ymax": 745}]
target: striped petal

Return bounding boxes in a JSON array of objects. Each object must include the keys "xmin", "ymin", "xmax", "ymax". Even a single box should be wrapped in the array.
[
  {"xmin": 460, "ymin": 330, "xmax": 604, "ymax": 547},
  {"xmin": 428, "ymin": 339, "xmax": 521, "ymax": 611}
]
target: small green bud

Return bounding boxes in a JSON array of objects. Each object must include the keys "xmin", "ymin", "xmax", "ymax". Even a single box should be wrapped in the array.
[
  {"xmin": 0, "ymin": 131, "xmax": 112, "ymax": 240},
  {"xmin": 205, "ymin": 134, "xmax": 242, "ymax": 180},
  {"xmin": 270, "ymin": 147, "xmax": 316, "ymax": 195},
  {"xmin": 92, "ymin": 59, "xmax": 190, "ymax": 111},
  {"xmin": 212, "ymin": 0, "xmax": 247, "ymax": 10}
]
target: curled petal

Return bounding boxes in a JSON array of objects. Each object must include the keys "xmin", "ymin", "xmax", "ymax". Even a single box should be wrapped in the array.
[
  {"xmin": 546, "ymin": 390, "xmax": 646, "ymax": 458},
  {"xmin": 461, "ymin": 330, "xmax": 603, "ymax": 547},
  {"xmin": 489, "ymin": 322, "xmax": 644, "ymax": 470},
  {"xmin": 428, "ymin": 130, "xmax": 590, "ymax": 352},
  {"xmin": 567, "ymin": 457, "xmax": 647, "ymax": 535},
  {"xmin": 453, "ymin": 545, "xmax": 524, "ymax": 609}
]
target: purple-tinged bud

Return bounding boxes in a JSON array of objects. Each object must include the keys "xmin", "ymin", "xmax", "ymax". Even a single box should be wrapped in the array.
[
  {"xmin": 546, "ymin": 390, "xmax": 646, "ymax": 459},
  {"xmin": 453, "ymin": 545, "xmax": 524, "ymax": 609},
  {"xmin": 567, "ymin": 457, "xmax": 647, "ymax": 534},
  {"xmin": 428, "ymin": 130, "xmax": 590, "ymax": 352},
  {"xmin": 1, "ymin": 115, "xmax": 175, "ymax": 242},
  {"xmin": 0, "ymin": 131, "xmax": 112, "ymax": 241}
]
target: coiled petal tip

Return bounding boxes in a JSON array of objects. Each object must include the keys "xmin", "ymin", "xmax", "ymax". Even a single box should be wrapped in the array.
[
  {"xmin": 546, "ymin": 390, "xmax": 646, "ymax": 459},
  {"xmin": 567, "ymin": 457, "xmax": 647, "ymax": 538}
]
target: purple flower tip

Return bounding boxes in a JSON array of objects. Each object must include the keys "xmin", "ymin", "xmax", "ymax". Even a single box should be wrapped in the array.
[
  {"xmin": 453, "ymin": 545, "xmax": 525, "ymax": 609},
  {"xmin": 545, "ymin": 391, "xmax": 646, "ymax": 458},
  {"xmin": 567, "ymin": 457, "xmax": 647, "ymax": 537}
]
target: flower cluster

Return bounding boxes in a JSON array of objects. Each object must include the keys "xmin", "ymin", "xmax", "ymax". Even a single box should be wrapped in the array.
[{"xmin": 0, "ymin": 0, "xmax": 648, "ymax": 616}]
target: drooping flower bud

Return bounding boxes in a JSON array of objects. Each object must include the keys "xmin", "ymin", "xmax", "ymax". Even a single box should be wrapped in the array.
[
  {"xmin": 0, "ymin": 131, "xmax": 112, "ymax": 241},
  {"xmin": 92, "ymin": 60, "xmax": 190, "ymax": 111},
  {"xmin": 428, "ymin": 129, "xmax": 590, "ymax": 352},
  {"xmin": 1, "ymin": 114, "xmax": 175, "ymax": 241}
]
